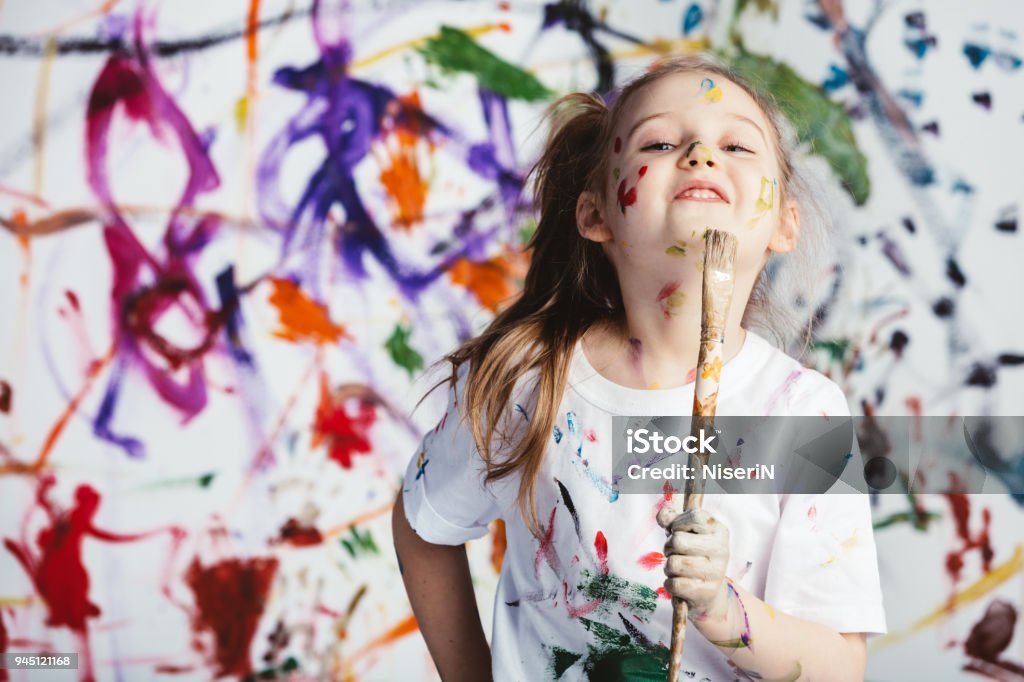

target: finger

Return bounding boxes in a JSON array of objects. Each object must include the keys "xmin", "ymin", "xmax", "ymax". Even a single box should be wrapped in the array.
[
  {"xmin": 663, "ymin": 531, "xmax": 723, "ymax": 557},
  {"xmin": 664, "ymin": 554, "xmax": 720, "ymax": 579},
  {"xmin": 668, "ymin": 509, "xmax": 716, "ymax": 534}
]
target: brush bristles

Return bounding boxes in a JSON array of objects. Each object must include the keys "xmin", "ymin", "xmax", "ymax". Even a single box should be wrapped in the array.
[{"xmin": 704, "ymin": 229, "xmax": 738, "ymax": 274}]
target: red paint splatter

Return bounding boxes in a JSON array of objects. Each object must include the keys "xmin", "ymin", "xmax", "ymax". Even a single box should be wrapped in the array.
[
  {"xmin": 534, "ymin": 506, "xmax": 559, "ymax": 578},
  {"xmin": 613, "ymin": 136, "xmax": 622, "ymax": 153},
  {"xmin": 3, "ymin": 477, "xmax": 181, "ymax": 682},
  {"xmin": 583, "ymin": 428, "xmax": 598, "ymax": 443},
  {"xmin": 617, "ymin": 179, "xmax": 637, "ymax": 214},
  {"xmin": 312, "ymin": 374, "xmax": 377, "ymax": 469},
  {"xmin": 638, "ymin": 552, "xmax": 665, "ymax": 570},
  {"xmin": 0, "ymin": 381, "xmax": 10, "ymax": 414},
  {"xmin": 943, "ymin": 486, "xmax": 994, "ymax": 584},
  {"xmin": 186, "ymin": 556, "xmax": 278, "ymax": 679},
  {"xmin": 638, "ymin": 165, "xmax": 648, "ymax": 177},
  {"xmin": 0, "ymin": 608, "xmax": 8, "ymax": 682},
  {"xmin": 563, "ymin": 582, "xmax": 602, "ymax": 619},
  {"xmin": 594, "ymin": 531, "xmax": 608, "ymax": 574},
  {"xmin": 498, "ymin": 1, "xmax": 511, "ymax": 9},
  {"xmin": 277, "ymin": 518, "xmax": 323, "ymax": 547},
  {"xmin": 656, "ymin": 281, "xmax": 682, "ymax": 319},
  {"xmin": 807, "ymin": 505, "xmax": 817, "ymax": 521},
  {"xmin": 64, "ymin": 290, "xmax": 81, "ymax": 311},
  {"xmin": 656, "ymin": 587, "xmax": 672, "ymax": 600}
]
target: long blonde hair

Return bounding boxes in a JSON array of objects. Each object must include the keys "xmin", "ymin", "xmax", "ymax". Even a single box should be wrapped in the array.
[{"xmin": 440, "ymin": 54, "xmax": 833, "ymax": 536}]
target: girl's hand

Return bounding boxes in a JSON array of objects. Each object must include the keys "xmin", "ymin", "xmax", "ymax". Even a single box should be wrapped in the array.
[{"xmin": 663, "ymin": 509, "xmax": 731, "ymax": 620}]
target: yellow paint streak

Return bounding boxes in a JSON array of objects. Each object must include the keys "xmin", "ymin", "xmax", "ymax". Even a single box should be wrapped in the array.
[
  {"xmin": 701, "ymin": 356, "xmax": 722, "ymax": 380},
  {"xmin": 33, "ymin": 37, "xmax": 57, "ymax": 195},
  {"xmin": 351, "ymin": 23, "xmax": 510, "ymax": 71},
  {"xmin": 872, "ymin": 544, "xmax": 1024, "ymax": 651}
]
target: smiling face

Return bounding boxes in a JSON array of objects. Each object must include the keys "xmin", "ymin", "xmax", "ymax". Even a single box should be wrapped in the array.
[{"xmin": 576, "ymin": 70, "xmax": 799, "ymax": 282}]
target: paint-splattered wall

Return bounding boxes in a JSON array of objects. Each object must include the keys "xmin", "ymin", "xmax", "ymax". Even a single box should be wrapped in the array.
[{"xmin": 1, "ymin": 1, "xmax": 1022, "ymax": 680}]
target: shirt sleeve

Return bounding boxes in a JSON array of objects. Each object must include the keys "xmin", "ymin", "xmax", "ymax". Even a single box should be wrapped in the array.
[
  {"xmin": 401, "ymin": 369, "xmax": 513, "ymax": 546},
  {"xmin": 762, "ymin": 373, "xmax": 888, "ymax": 634}
]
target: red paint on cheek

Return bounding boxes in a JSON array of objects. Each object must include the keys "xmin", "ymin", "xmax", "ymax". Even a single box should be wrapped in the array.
[
  {"xmin": 638, "ymin": 165, "xmax": 647, "ymax": 177},
  {"xmin": 617, "ymin": 179, "xmax": 637, "ymax": 214},
  {"xmin": 186, "ymin": 556, "xmax": 279, "ymax": 679},
  {"xmin": 614, "ymin": 137, "xmax": 622, "ymax": 153}
]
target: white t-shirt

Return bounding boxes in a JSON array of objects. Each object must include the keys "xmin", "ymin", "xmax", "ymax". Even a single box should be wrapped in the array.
[{"xmin": 402, "ymin": 330, "xmax": 887, "ymax": 681}]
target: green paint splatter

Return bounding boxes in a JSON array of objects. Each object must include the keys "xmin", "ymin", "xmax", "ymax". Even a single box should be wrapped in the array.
[
  {"xmin": 419, "ymin": 26, "xmax": 552, "ymax": 102},
  {"xmin": 385, "ymin": 324, "xmax": 423, "ymax": 378},
  {"xmin": 734, "ymin": 0, "xmax": 779, "ymax": 21},
  {"xmin": 252, "ymin": 656, "xmax": 300, "ymax": 679},
  {"xmin": 665, "ymin": 241, "xmax": 687, "ymax": 258},
  {"xmin": 811, "ymin": 338, "xmax": 852, "ymax": 365},
  {"xmin": 684, "ymin": 139, "xmax": 702, "ymax": 157},
  {"xmin": 577, "ymin": 570, "xmax": 658, "ymax": 619},
  {"xmin": 550, "ymin": 647, "xmax": 583, "ymax": 679},
  {"xmin": 727, "ymin": 49, "xmax": 870, "ymax": 205},
  {"xmin": 518, "ymin": 218, "xmax": 537, "ymax": 246},
  {"xmin": 131, "ymin": 471, "xmax": 217, "ymax": 492},
  {"xmin": 340, "ymin": 526, "xmax": 379, "ymax": 559}
]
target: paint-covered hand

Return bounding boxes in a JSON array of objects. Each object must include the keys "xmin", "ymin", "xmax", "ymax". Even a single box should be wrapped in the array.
[{"xmin": 663, "ymin": 509, "xmax": 730, "ymax": 620}]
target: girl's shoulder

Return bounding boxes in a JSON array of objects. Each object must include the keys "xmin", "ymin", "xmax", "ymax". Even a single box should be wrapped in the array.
[{"xmin": 744, "ymin": 332, "xmax": 849, "ymax": 418}]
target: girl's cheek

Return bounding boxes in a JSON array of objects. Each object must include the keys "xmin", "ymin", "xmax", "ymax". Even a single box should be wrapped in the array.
[
  {"xmin": 616, "ymin": 164, "xmax": 648, "ymax": 215},
  {"xmin": 745, "ymin": 175, "xmax": 778, "ymax": 229}
]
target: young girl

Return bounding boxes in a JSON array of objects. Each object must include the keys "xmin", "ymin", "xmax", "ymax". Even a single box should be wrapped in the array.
[{"xmin": 393, "ymin": 54, "xmax": 886, "ymax": 681}]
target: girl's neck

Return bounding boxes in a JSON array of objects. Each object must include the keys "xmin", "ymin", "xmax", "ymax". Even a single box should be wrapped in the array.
[{"xmin": 581, "ymin": 309, "xmax": 749, "ymax": 391}]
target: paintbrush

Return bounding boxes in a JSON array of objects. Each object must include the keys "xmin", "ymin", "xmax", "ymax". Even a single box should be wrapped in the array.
[{"xmin": 660, "ymin": 228, "xmax": 738, "ymax": 682}]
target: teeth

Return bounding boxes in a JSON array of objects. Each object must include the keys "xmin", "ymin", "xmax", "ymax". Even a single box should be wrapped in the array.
[{"xmin": 681, "ymin": 189, "xmax": 722, "ymax": 200}]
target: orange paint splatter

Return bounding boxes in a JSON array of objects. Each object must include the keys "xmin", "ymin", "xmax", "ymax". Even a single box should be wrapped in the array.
[
  {"xmin": 351, "ymin": 614, "xmax": 419, "ymax": 661},
  {"xmin": 491, "ymin": 519, "xmax": 507, "ymax": 575},
  {"xmin": 656, "ymin": 587, "xmax": 672, "ymax": 600},
  {"xmin": 449, "ymin": 254, "xmax": 523, "ymax": 312},
  {"xmin": 267, "ymin": 278, "xmax": 347, "ymax": 345},
  {"xmin": 378, "ymin": 92, "xmax": 431, "ymax": 229}
]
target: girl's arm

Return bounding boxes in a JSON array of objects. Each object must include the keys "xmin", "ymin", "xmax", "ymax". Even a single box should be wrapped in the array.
[
  {"xmin": 392, "ymin": 491, "xmax": 493, "ymax": 681},
  {"xmin": 693, "ymin": 579, "xmax": 866, "ymax": 681},
  {"xmin": 664, "ymin": 510, "xmax": 867, "ymax": 681}
]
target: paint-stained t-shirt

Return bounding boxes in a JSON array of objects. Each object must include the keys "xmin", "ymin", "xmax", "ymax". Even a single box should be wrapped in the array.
[{"xmin": 402, "ymin": 330, "xmax": 887, "ymax": 681}]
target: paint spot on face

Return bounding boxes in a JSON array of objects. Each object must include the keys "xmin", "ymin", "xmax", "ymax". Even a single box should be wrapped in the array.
[
  {"xmin": 616, "ymin": 168, "xmax": 642, "ymax": 214},
  {"xmin": 698, "ymin": 78, "xmax": 722, "ymax": 103},
  {"xmin": 665, "ymin": 241, "xmax": 687, "ymax": 258},
  {"xmin": 613, "ymin": 167, "xmax": 620, "ymax": 181},
  {"xmin": 614, "ymin": 136, "xmax": 622, "ymax": 153}
]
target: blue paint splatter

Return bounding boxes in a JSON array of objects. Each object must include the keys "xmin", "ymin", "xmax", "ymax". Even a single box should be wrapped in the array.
[
  {"xmin": 515, "ymin": 403, "xmax": 530, "ymax": 421},
  {"xmin": 553, "ymin": 425, "xmax": 563, "ymax": 444},
  {"xmin": 567, "ymin": 411, "xmax": 577, "ymax": 434},
  {"xmin": 681, "ymin": 3, "xmax": 702, "ymax": 36},
  {"xmin": 821, "ymin": 65, "xmax": 848, "ymax": 93},
  {"xmin": 964, "ymin": 43, "xmax": 990, "ymax": 69}
]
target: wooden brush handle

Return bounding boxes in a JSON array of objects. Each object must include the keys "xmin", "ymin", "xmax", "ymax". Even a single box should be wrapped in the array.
[{"xmin": 666, "ymin": 230, "xmax": 737, "ymax": 682}]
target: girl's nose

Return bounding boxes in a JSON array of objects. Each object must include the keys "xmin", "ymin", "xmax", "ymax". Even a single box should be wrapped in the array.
[{"xmin": 681, "ymin": 141, "xmax": 715, "ymax": 168}]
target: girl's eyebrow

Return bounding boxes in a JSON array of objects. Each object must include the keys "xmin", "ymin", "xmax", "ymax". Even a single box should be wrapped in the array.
[
  {"xmin": 625, "ymin": 112, "xmax": 671, "ymax": 144},
  {"xmin": 727, "ymin": 113, "xmax": 768, "ymax": 146}
]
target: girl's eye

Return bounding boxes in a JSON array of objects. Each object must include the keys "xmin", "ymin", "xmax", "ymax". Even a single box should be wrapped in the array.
[
  {"xmin": 640, "ymin": 142, "xmax": 675, "ymax": 152},
  {"xmin": 723, "ymin": 142, "xmax": 753, "ymax": 153}
]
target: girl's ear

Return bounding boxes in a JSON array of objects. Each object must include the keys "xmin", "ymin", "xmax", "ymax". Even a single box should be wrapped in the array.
[
  {"xmin": 768, "ymin": 200, "xmax": 800, "ymax": 253},
  {"xmin": 576, "ymin": 191, "xmax": 614, "ymax": 243}
]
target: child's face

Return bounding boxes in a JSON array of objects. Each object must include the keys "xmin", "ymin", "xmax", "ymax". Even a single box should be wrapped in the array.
[{"xmin": 578, "ymin": 70, "xmax": 798, "ymax": 283}]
